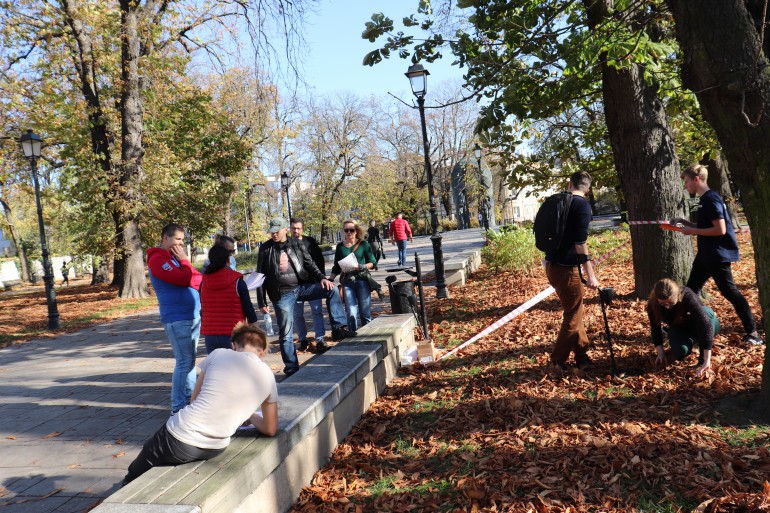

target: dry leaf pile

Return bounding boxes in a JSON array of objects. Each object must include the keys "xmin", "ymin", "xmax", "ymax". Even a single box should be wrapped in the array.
[{"xmin": 292, "ymin": 232, "xmax": 770, "ymax": 513}]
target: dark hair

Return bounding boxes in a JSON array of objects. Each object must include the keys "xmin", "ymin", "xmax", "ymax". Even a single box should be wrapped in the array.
[
  {"xmin": 231, "ymin": 322, "xmax": 267, "ymax": 350},
  {"xmin": 161, "ymin": 223, "xmax": 185, "ymax": 239},
  {"xmin": 569, "ymin": 171, "xmax": 592, "ymax": 192},
  {"xmin": 204, "ymin": 244, "xmax": 230, "ymax": 274},
  {"xmin": 289, "ymin": 217, "xmax": 304, "ymax": 226},
  {"xmin": 216, "ymin": 235, "xmax": 235, "ymax": 247}
]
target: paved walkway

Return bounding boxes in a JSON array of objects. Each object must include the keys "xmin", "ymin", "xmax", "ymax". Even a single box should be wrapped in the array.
[{"xmin": 0, "ymin": 229, "xmax": 487, "ymax": 512}]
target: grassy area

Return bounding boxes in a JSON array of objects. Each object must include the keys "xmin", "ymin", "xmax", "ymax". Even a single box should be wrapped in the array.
[{"xmin": 0, "ymin": 283, "xmax": 157, "ymax": 348}]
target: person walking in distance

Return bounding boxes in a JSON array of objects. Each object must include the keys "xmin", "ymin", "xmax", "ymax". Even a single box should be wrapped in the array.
[
  {"xmin": 367, "ymin": 220, "xmax": 384, "ymax": 264},
  {"xmin": 147, "ymin": 224, "xmax": 202, "ymax": 413},
  {"xmin": 388, "ymin": 213, "xmax": 413, "ymax": 267},
  {"xmin": 544, "ymin": 172, "xmax": 599, "ymax": 372},
  {"xmin": 290, "ymin": 218, "xmax": 328, "ymax": 353},
  {"xmin": 671, "ymin": 163, "xmax": 763, "ymax": 345},
  {"xmin": 256, "ymin": 218, "xmax": 354, "ymax": 376}
]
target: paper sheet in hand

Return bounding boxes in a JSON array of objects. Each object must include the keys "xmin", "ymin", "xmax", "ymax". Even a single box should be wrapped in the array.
[
  {"xmin": 244, "ymin": 272, "xmax": 265, "ymax": 290},
  {"xmin": 337, "ymin": 253, "xmax": 360, "ymax": 273},
  {"xmin": 660, "ymin": 224, "xmax": 684, "ymax": 232}
]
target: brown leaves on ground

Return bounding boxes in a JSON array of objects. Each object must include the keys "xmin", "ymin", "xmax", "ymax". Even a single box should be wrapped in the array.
[
  {"xmin": 0, "ymin": 282, "xmax": 157, "ymax": 347},
  {"xmin": 291, "ymin": 232, "xmax": 770, "ymax": 513}
]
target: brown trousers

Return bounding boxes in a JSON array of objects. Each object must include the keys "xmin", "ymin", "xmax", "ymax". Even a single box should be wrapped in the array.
[{"xmin": 545, "ymin": 263, "xmax": 590, "ymax": 365}]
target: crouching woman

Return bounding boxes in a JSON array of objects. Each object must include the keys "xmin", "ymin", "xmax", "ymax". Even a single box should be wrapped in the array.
[{"xmin": 647, "ymin": 278, "xmax": 720, "ymax": 377}]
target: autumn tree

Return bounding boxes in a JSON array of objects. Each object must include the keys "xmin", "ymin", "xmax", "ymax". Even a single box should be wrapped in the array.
[
  {"xmin": 666, "ymin": 0, "xmax": 770, "ymax": 416},
  {"xmin": 363, "ymin": 0, "xmax": 694, "ymax": 295}
]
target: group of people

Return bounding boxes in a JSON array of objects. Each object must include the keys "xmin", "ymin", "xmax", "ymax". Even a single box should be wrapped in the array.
[{"xmin": 545, "ymin": 166, "xmax": 763, "ymax": 378}]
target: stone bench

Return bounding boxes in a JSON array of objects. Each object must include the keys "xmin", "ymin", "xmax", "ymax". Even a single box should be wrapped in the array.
[
  {"xmin": 93, "ymin": 314, "xmax": 417, "ymax": 513},
  {"xmin": 443, "ymin": 249, "xmax": 482, "ymax": 286}
]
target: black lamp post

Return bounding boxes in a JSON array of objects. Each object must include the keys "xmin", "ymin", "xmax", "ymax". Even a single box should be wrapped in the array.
[
  {"xmin": 474, "ymin": 143, "xmax": 489, "ymax": 231},
  {"xmin": 19, "ymin": 129, "xmax": 60, "ymax": 329},
  {"xmin": 406, "ymin": 63, "xmax": 448, "ymax": 299},
  {"xmin": 280, "ymin": 171, "xmax": 292, "ymax": 220}
]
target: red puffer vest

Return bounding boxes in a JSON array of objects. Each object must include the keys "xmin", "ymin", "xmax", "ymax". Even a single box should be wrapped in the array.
[{"xmin": 200, "ymin": 268, "xmax": 245, "ymax": 336}]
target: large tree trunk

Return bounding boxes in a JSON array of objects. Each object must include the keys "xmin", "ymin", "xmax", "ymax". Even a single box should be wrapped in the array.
[
  {"xmin": 117, "ymin": 0, "xmax": 149, "ymax": 299},
  {"xmin": 91, "ymin": 255, "xmax": 110, "ymax": 285},
  {"xmin": 0, "ymin": 198, "xmax": 30, "ymax": 282},
  {"xmin": 667, "ymin": 0, "xmax": 770, "ymax": 418},
  {"xmin": 586, "ymin": 1, "xmax": 694, "ymax": 296}
]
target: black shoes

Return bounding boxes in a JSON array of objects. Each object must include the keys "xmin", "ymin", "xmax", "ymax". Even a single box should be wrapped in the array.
[
  {"xmin": 297, "ymin": 339, "xmax": 310, "ymax": 352},
  {"xmin": 315, "ymin": 341, "xmax": 330, "ymax": 353},
  {"xmin": 743, "ymin": 334, "xmax": 764, "ymax": 345},
  {"xmin": 331, "ymin": 327, "xmax": 357, "ymax": 341}
]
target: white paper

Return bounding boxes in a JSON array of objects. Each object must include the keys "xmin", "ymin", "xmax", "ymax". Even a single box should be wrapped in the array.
[
  {"xmin": 337, "ymin": 253, "xmax": 360, "ymax": 273},
  {"xmin": 244, "ymin": 272, "xmax": 265, "ymax": 290}
]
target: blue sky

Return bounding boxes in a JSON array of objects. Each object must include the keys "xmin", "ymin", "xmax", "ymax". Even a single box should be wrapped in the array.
[{"xmin": 299, "ymin": 0, "xmax": 462, "ymax": 97}]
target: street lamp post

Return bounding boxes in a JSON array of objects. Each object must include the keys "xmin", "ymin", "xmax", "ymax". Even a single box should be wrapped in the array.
[
  {"xmin": 19, "ymin": 129, "xmax": 60, "ymax": 329},
  {"xmin": 405, "ymin": 63, "xmax": 448, "ymax": 299},
  {"xmin": 280, "ymin": 171, "xmax": 292, "ymax": 220},
  {"xmin": 474, "ymin": 143, "xmax": 489, "ymax": 231}
]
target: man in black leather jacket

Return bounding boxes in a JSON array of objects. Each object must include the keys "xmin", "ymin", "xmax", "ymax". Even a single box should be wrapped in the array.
[{"xmin": 256, "ymin": 218, "xmax": 352, "ymax": 375}]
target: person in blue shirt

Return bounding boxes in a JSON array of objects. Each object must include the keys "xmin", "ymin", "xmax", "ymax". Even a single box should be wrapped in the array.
[{"xmin": 671, "ymin": 164, "xmax": 763, "ymax": 345}]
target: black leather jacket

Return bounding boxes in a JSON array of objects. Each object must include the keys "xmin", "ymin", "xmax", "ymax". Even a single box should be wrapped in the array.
[{"xmin": 256, "ymin": 237, "xmax": 325, "ymax": 307}]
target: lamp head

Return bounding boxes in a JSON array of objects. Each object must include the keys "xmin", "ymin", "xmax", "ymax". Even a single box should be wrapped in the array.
[
  {"xmin": 405, "ymin": 63, "xmax": 429, "ymax": 98},
  {"xmin": 280, "ymin": 171, "xmax": 289, "ymax": 189},
  {"xmin": 19, "ymin": 129, "xmax": 42, "ymax": 159},
  {"xmin": 473, "ymin": 143, "xmax": 482, "ymax": 160}
]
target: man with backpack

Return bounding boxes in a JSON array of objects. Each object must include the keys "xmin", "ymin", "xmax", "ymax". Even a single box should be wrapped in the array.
[{"xmin": 535, "ymin": 171, "xmax": 599, "ymax": 372}]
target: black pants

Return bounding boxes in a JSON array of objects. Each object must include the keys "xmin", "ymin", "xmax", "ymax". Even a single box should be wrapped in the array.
[
  {"xmin": 123, "ymin": 424, "xmax": 224, "ymax": 485},
  {"xmin": 686, "ymin": 258, "xmax": 756, "ymax": 334}
]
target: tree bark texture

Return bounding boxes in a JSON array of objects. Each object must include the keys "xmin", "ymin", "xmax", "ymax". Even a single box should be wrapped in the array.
[
  {"xmin": 117, "ymin": 1, "xmax": 148, "ymax": 299},
  {"xmin": 91, "ymin": 255, "xmax": 110, "ymax": 285},
  {"xmin": 667, "ymin": 0, "xmax": 770, "ymax": 417},
  {"xmin": 0, "ymin": 198, "xmax": 30, "ymax": 282},
  {"xmin": 584, "ymin": 0, "xmax": 694, "ymax": 296}
]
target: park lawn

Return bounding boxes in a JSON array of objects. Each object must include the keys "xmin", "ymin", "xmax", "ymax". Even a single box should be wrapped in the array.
[
  {"xmin": 292, "ymin": 231, "xmax": 770, "ymax": 512},
  {"xmin": 0, "ymin": 282, "xmax": 157, "ymax": 348}
]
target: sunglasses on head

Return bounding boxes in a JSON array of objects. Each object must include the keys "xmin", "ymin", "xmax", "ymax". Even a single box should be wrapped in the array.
[{"xmin": 344, "ymin": 228, "xmax": 356, "ymax": 233}]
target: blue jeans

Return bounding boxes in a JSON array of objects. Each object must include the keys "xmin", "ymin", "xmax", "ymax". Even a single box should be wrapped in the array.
[
  {"xmin": 204, "ymin": 335, "xmax": 232, "ymax": 354},
  {"xmin": 274, "ymin": 283, "xmax": 347, "ymax": 374},
  {"xmin": 162, "ymin": 317, "xmax": 200, "ymax": 413},
  {"xmin": 343, "ymin": 279, "xmax": 372, "ymax": 331},
  {"xmin": 293, "ymin": 299, "xmax": 325, "ymax": 342},
  {"xmin": 396, "ymin": 240, "xmax": 407, "ymax": 266}
]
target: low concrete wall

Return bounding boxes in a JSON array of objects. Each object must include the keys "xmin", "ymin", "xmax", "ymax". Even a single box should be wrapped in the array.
[
  {"xmin": 93, "ymin": 314, "xmax": 416, "ymax": 513},
  {"xmin": 444, "ymin": 249, "xmax": 483, "ymax": 286}
]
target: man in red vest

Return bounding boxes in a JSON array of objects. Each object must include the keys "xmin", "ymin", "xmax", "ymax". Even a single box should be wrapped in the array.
[{"xmin": 388, "ymin": 213, "xmax": 413, "ymax": 267}]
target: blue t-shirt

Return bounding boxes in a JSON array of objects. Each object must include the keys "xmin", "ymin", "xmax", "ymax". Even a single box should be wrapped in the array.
[
  {"xmin": 546, "ymin": 194, "xmax": 592, "ymax": 265},
  {"xmin": 696, "ymin": 189, "xmax": 739, "ymax": 263}
]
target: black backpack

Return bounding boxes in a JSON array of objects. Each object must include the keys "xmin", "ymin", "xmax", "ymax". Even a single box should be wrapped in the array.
[{"xmin": 533, "ymin": 192, "xmax": 573, "ymax": 255}]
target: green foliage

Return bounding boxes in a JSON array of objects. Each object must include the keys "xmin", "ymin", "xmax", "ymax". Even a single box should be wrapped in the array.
[
  {"xmin": 481, "ymin": 226, "xmax": 540, "ymax": 273},
  {"xmin": 234, "ymin": 251, "xmax": 259, "ymax": 270}
]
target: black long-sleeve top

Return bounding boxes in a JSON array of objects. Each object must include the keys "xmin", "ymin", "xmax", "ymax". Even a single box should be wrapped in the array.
[{"xmin": 646, "ymin": 286, "xmax": 715, "ymax": 350}]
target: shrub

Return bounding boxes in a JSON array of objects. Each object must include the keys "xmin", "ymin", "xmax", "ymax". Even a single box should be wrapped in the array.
[
  {"xmin": 440, "ymin": 218, "xmax": 458, "ymax": 232},
  {"xmin": 234, "ymin": 251, "xmax": 258, "ymax": 269},
  {"xmin": 482, "ymin": 228, "xmax": 541, "ymax": 273}
]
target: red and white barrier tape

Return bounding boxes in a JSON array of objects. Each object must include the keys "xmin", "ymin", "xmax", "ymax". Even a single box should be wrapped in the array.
[
  {"xmin": 438, "ymin": 240, "xmax": 631, "ymax": 361},
  {"xmin": 628, "ymin": 219, "xmax": 750, "ymax": 234}
]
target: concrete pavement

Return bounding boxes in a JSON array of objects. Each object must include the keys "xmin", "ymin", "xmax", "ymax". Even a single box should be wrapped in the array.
[{"xmin": 0, "ymin": 228, "xmax": 487, "ymax": 512}]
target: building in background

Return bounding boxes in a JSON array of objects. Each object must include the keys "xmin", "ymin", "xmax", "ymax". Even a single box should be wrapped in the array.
[{"xmin": 0, "ymin": 227, "xmax": 16, "ymax": 256}]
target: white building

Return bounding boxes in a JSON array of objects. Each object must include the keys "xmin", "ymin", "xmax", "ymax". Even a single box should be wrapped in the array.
[{"xmin": 0, "ymin": 227, "xmax": 15, "ymax": 256}]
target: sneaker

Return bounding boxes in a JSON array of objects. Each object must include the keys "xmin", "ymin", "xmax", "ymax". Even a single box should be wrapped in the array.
[
  {"xmin": 315, "ymin": 341, "xmax": 331, "ymax": 353},
  {"xmin": 743, "ymin": 334, "xmax": 764, "ymax": 345},
  {"xmin": 331, "ymin": 327, "xmax": 356, "ymax": 341},
  {"xmin": 284, "ymin": 368, "xmax": 298, "ymax": 377},
  {"xmin": 297, "ymin": 339, "xmax": 310, "ymax": 352},
  {"xmin": 576, "ymin": 357, "xmax": 593, "ymax": 370},
  {"xmin": 549, "ymin": 361, "xmax": 569, "ymax": 373}
]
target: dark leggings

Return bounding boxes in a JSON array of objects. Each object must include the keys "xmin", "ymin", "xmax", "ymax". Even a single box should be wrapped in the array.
[
  {"xmin": 686, "ymin": 258, "xmax": 756, "ymax": 335},
  {"xmin": 668, "ymin": 306, "xmax": 721, "ymax": 364},
  {"xmin": 123, "ymin": 424, "xmax": 224, "ymax": 485}
]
